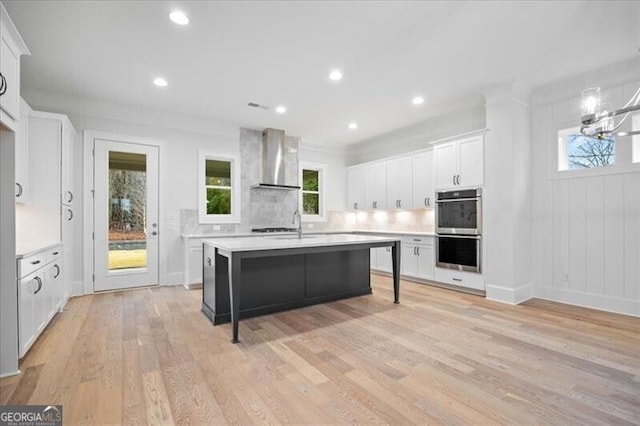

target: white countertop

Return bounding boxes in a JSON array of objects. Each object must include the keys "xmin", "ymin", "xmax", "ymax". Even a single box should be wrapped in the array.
[
  {"xmin": 182, "ymin": 229, "xmax": 435, "ymax": 239},
  {"xmin": 16, "ymin": 241, "xmax": 63, "ymax": 259},
  {"xmin": 203, "ymin": 233, "xmax": 400, "ymax": 253}
]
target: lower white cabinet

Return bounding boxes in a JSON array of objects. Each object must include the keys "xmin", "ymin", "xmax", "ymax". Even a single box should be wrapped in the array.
[
  {"xmin": 370, "ymin": 246, "xmax": 393, "ymax": 273},
  {"xmin": 434, "ymin": 267, "xmax": 485, "ymax": 291},
  {"xmin": 17, "ymin": 244, "xmax": 63, "ymax": 357},
  {"xmin": 401, "ymin": 236, "xmax": 434, "ymax": 280}
]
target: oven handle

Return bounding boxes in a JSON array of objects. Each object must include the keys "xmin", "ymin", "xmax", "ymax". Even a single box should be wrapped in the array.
[
  {"xmin": 435, "ymin": 197, "xmax": 481, "ymax": 203},
  {"xmin": 436, "ymin": 234, "xmax": 481, "ymax": 240}
]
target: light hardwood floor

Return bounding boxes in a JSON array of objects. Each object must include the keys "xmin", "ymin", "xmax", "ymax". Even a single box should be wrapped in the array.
[{"xmin": 1, "ymin": 275, "xmax": 639, "ymax": 425}]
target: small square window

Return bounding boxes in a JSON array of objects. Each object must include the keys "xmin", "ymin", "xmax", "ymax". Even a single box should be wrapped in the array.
[
  {"xmin": 299, "ymin": 163, "xmax": 326, "ymax": 222},
  {"xmin": 558, "ymin": 127, "xmax": 615, "ymax": 171}
]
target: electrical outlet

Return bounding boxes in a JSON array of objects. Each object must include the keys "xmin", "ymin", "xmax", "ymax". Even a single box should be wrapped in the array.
[{"xmin": 213, "ymin": 225, "xmax": 221, "ymax": 231}]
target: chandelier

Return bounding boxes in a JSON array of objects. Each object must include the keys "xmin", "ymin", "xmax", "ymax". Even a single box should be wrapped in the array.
[{"xmin": 580, "ymin": 87, "xmax": 640, "ymax": 139}]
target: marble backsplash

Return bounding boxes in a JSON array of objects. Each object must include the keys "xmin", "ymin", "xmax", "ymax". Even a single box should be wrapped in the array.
[{"xmin": 180, "ymin": 208, "xmax": 435, "ymax": 235}]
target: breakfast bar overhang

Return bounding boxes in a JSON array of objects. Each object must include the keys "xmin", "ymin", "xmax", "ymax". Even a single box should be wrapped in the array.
[{"xmin": 201, "ymin": 234, "xmax": 402, "ymax": 343}]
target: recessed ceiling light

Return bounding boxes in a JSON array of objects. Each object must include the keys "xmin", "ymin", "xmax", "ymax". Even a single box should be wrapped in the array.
[
  {"xmin": 169, "ymin": 11, "xmax": 189, "ymax": 25},
  {"xmin": 153, "ymin": 77, "xmax": 168, "ymax": 87},
  {"xmin": 275, "ymin": 105, "xmax": 287, "ymax": 114},
  {"xmin": 348, "ymin": 122, "xmax": 358, "ymax": 130},
  {"xmin": 412, "ymin": 96, "xmax": 425, "ymax": 105},
  {"xmin": 329, "ymin": 69, "xmax": 343, "ymax": 81}
]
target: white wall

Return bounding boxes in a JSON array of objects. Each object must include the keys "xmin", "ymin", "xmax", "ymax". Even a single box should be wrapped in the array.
[
  {"xmin": 21, "ymin": 89, "xmax": 348, "ymax": 291},
  {"xmin": 347, "ymin": 94, "xmax": 486, "ymax": 164},
  {"xmin": 530, "ymin": 57, "xmax": 640, "ymax": 316}
]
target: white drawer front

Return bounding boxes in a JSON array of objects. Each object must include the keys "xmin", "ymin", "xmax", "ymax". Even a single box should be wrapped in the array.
[
  {"xmin": 18, "ymin": 252, "xmax": 47, "ymax": 279},
  {"xmin": 434, "ymin": 267, "xmax": 484, "ymax": 291},
  {"xmin": 46, "ymin": 245, "xmax": 63, "ymax": 263},
  {"xmin": 401, "ymin": 235, "xmax": 433, "ymax": 245}
]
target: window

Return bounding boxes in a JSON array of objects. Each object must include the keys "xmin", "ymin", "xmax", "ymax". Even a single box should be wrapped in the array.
[
  {"xmin": 299, "ymin": 162, "xmax": 326, "ymax": 222},
  {"xmin": 558, "ymin": 126, "xmax": 615, "ymax": 171},
  {"xmin": 198, "ymin": 151, "xmax": 240, "ymax": 223}
]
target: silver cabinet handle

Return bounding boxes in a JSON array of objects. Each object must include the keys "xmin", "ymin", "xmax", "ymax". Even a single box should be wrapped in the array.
[
  {"xmin": 52, "ymin": 251, "xmax": 59, "ymax": 255},
  {"xmin": 34, "ymin": 276, "xmax": 43, "ymax": 294},
  {"xmin": 15, "ymin": 182, "xmax": 23, "ymax": 197},
  {"xmin": 67, "ymin": 191, "xmax": 73, "ymax": 203},
  {"xmin": 207, "ymin": 257, "xmax": 212, "ymax": 266},
  {"xmin": 424, "ymin": 197, "xmax": 428, "ymax": 207},
  {"xmin": 416, "ymin": 247, "xmax": 420, "ymax": 256},
  {"xmin": 398, "ymin": 200, "xmax": 401, "ymax": 208},
  {"xmin": 354, "ymin": 202, "xmax": 358, "ymax": 210},
  {"xmin": 31, "ymin": 260, "xmax": 41, "ymax": 265},
  {"xmin": 54, "ymin": 264, "xmax": 61, "ymax": 278},
  {"xmin": 452, "ymin": 278, "xmax": 462, "ymax": 282},
  {"xmin": 453, "ymin": 175, "xmax": 456, "ymax": 185},
  {"xmin": 67, "ymin": 209, "xmax": 73, "ymax": 221},
  {"xmin": 456, "ymin": 175, "xmax": 461, "ymax": 185}
]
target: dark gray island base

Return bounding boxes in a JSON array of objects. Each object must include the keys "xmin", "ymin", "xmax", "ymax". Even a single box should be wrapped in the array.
[{"xmin": 201, "ymin": 235, "xmax": 401, "ymax": 343}]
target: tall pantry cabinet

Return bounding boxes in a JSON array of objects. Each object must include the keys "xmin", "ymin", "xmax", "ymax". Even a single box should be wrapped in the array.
[{"xmin": 20, "ymin": 108, "xmax": 77, "ymax": 308}]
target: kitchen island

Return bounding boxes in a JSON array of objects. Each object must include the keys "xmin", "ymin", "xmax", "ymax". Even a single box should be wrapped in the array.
[{"xmin": 202, "ymin": 234, "xmax": 401, "ymax": 343}]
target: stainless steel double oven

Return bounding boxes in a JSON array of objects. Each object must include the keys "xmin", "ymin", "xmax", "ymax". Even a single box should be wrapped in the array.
[{"xmin": 435, "ymin": 188, "xmax": 482, "ymax": 273}]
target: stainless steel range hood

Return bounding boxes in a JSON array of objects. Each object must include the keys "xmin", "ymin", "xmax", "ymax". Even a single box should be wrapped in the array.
[{"xmin": 251, "ymin": 128, "xmax": 300, "ymax": 190}]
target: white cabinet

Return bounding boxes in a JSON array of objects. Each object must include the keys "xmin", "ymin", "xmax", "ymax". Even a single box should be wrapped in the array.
[
  {"xmin": 21, "ymin": 111, "xmax": 76, "ymax": 301},
  {"xmin": 386, "ymin": 156, "xmax": 413, "ymax": 209},
  {"xmin": 412, "ymin": 150, "xmax": 435, "ymax": 208},
  {"xmin": 401, "ymin": 236, "xmax": 434, "ymax": 280},
  {"xmin": 365, "ymin": 162, "xmax": 387, "ymax": 209},
  {"xmin": 17, "ymin": 244, "xmax": 63, "ymax": 357},
  {"xmin": 346, "ymin": 166, "xmax": 366, "ymax": 210},
  {"xmin": 15, "ymin": 98, "xmax": 31, "ymax": 202},
  {"xmin": 434, "ymin": 136, "xmax": 484, "ymax": 189},
  {"xmin": 434, "ymin": 267, "xmax": 485, "ymax": 291},
  {"xmin": 0, "ymin": 3, "xmax": 30, "ymax": 130},
  {"xmin": 371, "ymin": 246, "xmax": 393, "ymax": 273}
]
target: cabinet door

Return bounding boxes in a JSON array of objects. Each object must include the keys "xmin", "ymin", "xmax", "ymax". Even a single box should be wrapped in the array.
[
  {"xmin": 61, "ymin": 204, "xmax": 73, "ymax": 300},
  {"xmin": 395, "ymin": 156, "xmax": 413, "ymax": 209},
  {"xmin": 416, "ymin": 244, "xmax": 434, "ymax": 280},
  {"xmin": 189, "ymin": 246, "xmax": 204, "ymax": 284},
  {"xmin": 19, "ymin": 276, "xmax": 36, "ymax": 357},
  {"xmin": 346, "ymin": 166, "xmax": 365, "ymax": 210},
  {"xmin": 49, "ymin": 260, "xmax": 63, "ymax": 311},
  {"xmin": 369, "ymin": 248, "xmax": 377, "ymax": 269},
  {"xmin": 458, "ymin": 137, "xmax": 483, "ymax": 187},
  {"xmin": 0, "ymin": 36, "xmax": 20, "ymax": 120},
  {"xmin": 15, "ymin": 100, "xmax": 29, "ymax": 202},
  {"xmin": 365, "ymin": 162, "xmax": 387, "ymax": 209},
  {"xmin": 401, "ymin": 244, "xmax": 418, "ymax": 277},
  {"xmin": 61, "ymin": 121, "xmax": 74, "ymax": 206},
  {"xmin": 434, "ymin": 142, "xmax": 458, "ymax": 189},
  {"xmin": 412, "ymin": 151, "xmax": 434, "ymax": 208},
  {"xmin": 376, "ymin": 247, "xmax": 392, "ymax": 272}
]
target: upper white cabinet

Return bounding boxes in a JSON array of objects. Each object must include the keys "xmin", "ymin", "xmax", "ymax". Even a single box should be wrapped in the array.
[
  {"xmin": 15, "ymin": 98, "xmax": 31, "ymax": 202},
  {"xmin": 346, "ymin": 166, "xmax": 366, "ymax": 210},
  {"xmin": 61, "ymin": 119, "xmax": 75, "ymax": 207},
  {"xmin": 412, "ymin": 150, "xmax": 434, "ymax": 208},
  {"xmin": 365, "ymin": 161, "xmax": 387, "ymax": 209},
  {"xmin": 386, "ymin": 156, "xmax": 413, "ymax": 209},
  {"xmin": 434, "ymin": 136, "xmax": 484, "ymax": 189},
  {"xmin": 0, "ymin": 3, "xmax": 30, "ymax": 130}
]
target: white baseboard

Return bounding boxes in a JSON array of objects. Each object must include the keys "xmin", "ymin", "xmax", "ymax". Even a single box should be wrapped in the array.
[
  {"xmin": 71, "ymin": 280, "xmax": 84, "ymax": 297},
  {"xmin": 165, "ymin": 272, "xmax": 184, "ymax": 286},
  {"xmin": 535, "ymin": 286, "xmax": 639, "ymax": 317},
  {"xmin": 0, "ymin": 369, "xmax": 21, "ymax": 378},
  {"xmin": 184, "ymin": 282, "xmax": 202, "ymax": 290},
  {"xmin": 486, "ymin": 283, "xmax": 534, "ymax": 305}
]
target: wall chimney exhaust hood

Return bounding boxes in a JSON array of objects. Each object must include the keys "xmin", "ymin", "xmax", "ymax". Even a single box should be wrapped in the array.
[{"xmin": 251, "ymin": 128, "xmax": 300, "ymax": 190}]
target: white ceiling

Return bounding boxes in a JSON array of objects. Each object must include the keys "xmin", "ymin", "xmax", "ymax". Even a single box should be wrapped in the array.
[{"xmin": 4, "ymin": 1, "xmax": 639, "ymax": 147}]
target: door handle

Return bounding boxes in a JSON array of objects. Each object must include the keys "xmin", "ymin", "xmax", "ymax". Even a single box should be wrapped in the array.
[
  {"xmin": 15, "ymin": 182, "xmax": 23, "ymax": 197},
  {"xmin": 34, "ymin": 276, "xmax": 43, "ymax": 294}
]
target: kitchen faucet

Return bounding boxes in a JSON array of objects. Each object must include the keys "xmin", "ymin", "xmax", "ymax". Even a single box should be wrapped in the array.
[{"xmin": 292, "ymin": 209, "xmax": 302, "ymax": 239}]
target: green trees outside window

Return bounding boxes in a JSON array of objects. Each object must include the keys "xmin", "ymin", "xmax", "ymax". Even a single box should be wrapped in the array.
[
  {"xmin": 206, "ymin": 159, "xmax": 232, "ymax": 214},
  {"xmin": 302, "ymin": 169, "xmax": 319, "ymax": 215}
]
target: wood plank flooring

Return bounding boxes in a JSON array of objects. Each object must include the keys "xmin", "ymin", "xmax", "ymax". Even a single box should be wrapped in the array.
[{"xmin": 1, "ymin": 275, "xmax": 639, "ymax": 425}]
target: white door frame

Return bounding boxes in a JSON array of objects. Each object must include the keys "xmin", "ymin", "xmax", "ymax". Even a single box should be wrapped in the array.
[{"xmin": 83, "ymin": 130, "xmax": 168, "ymax": 295}]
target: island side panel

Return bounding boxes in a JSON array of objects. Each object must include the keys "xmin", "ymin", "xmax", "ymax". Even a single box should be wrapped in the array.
[
  {"xmin": 305, "ymin": 249, "xmax": 371, "ymax": 298},
  {"xmin": 201, "ymin": 244, "xmax": 218, "ymax": 323}
]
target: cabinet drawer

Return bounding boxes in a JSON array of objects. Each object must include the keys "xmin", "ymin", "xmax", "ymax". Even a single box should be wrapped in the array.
[
  {"xmin": 401, "ymin": 235, "xmax": 433, "ymax": 245},
  {"xmin": 434, "ymin": 268, "xmax": 484, "ymax": 291},
  {"xmin": 46, "ymin": 245, "xmax": 63, "ymax": 263},
  {"xmin": 18, "ymin": 252, "xmax": 47, "ymax": 279}
]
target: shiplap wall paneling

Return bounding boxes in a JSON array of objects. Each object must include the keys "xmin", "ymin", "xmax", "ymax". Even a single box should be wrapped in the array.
[
  {"xmin": 552, "ymin": 180, "xmax": 570, "ymax": 290},
  {"xmin": 568, "ymin": 178, "xmax": 587, "ymax": 293},
  {"xmin": 623, "ymin": 173, "xmax": 639, "ymax": 305},
  {"xmin": 584, "ymin": 176, "xmax": 605, "ymax": 296},
  {"xmin": 603, "ymin": 174, "xmax": 625, "ymax": 300}
]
